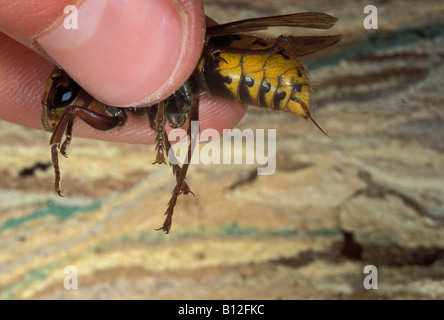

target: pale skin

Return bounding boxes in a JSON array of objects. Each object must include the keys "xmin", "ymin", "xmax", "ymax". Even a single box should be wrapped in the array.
[{"xmin": 0, "ymin": 0, "xmax": 247, "ymax": 144}]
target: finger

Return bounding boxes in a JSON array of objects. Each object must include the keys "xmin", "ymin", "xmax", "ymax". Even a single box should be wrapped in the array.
[
  {"xmin": 0, "ymin": 32, "xmax": 247, "ymax": 144},
  {"xmin": 0, "ymin": 0, "xmax": 206, "ymax": 107}
]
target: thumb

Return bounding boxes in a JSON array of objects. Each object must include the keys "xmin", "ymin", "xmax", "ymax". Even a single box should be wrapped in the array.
[{"xmin": 0, "ymin": 0, "xmax": 205, "ymax": 107}]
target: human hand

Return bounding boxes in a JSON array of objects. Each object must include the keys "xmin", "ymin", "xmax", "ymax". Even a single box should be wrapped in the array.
[{"xmin": 0, "ymin": 0, "xmax": 246, "ymax": 144}]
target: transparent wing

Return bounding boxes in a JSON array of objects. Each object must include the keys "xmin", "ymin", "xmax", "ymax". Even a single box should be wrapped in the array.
[
  {"xmin": 206, "ymin": 12, "xmax": 338, "ymax": 37},
  {"xmin": 280, "ymin": 34, "xmax": 343, "ymax": 57},
  {"xmin": 205, "ymin": 34, "xmax": 342, "ymax": 58}
]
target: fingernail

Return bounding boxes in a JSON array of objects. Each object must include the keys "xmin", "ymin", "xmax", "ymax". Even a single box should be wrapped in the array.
[{"xmin": 37, "ymin": 0, "xmax": 187, "ymax": 106}]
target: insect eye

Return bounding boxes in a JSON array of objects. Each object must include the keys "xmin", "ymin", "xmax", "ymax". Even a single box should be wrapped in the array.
[{"xmin": 51, "ymin": 82, "xmax": 80, "ymax": 109}]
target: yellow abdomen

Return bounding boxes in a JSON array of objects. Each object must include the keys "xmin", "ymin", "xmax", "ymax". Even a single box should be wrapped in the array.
[{"xmin": 201, "ymin": 35, "xmax": 311, "ymax": 119}]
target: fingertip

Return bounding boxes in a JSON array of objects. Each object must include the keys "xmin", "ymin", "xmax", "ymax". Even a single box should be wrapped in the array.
[
  {"xmin": 37, "ymin": 0, "xmax": 205, "ymax": 107},
  {"xmin": 198, "ymin": 95, "xmax": 248, "ymax": 134}
]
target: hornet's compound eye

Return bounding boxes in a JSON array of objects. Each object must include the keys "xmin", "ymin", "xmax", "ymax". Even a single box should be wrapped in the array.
[{"xmin": 51, "ymin": 81, "xmax": 80, "ymax": 110}]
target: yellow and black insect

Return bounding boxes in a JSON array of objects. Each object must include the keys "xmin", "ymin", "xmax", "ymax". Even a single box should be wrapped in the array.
[{"xmin": 41, "ymin": 12, "xmax": 342, "ymax": 233}]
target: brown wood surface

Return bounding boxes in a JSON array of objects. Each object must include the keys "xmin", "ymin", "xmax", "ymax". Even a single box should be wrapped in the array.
[{"xmin": 0, "ymin": 0, "xmax": 443, "ymax": 299}]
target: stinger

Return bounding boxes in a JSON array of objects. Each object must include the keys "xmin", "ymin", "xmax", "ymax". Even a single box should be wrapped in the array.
[{"xmin": 308, "ymin": 114, "xmax": 329, "ymax": 137}]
